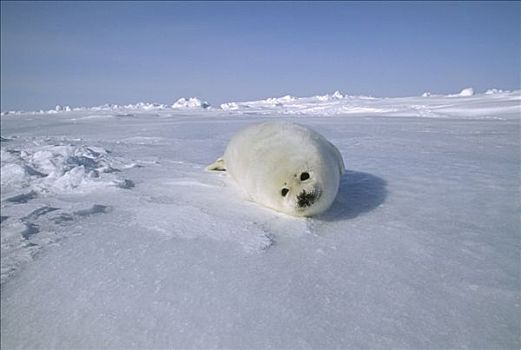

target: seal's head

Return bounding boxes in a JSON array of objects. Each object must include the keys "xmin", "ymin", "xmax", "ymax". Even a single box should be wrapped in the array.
[{"xmin": 267, "ymin": 157, "xmax": 341, "ymax": 217}]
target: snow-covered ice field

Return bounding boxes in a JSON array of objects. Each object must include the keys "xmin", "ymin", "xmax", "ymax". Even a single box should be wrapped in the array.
[{"xmin": 1, "ymin": 90, "xmax": 520, "ymax": 348}]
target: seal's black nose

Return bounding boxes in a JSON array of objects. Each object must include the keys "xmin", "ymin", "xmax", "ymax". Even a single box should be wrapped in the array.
[{"xmin": 297, "ymin": 190, "xmax": 315, "ymax": 208}]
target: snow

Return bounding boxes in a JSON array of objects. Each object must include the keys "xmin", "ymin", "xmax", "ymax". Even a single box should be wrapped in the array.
[
  {"xmin": 485, "ymin": 88, "xmax": 507, "ymax": 95},
  {"xmin": 449, "ymin": 87, "xmax": 475, "ymax": 97},
  {"xmin": 0, "ymin": 98, "xmax": 211, "ymax": 117},
  {"xmin": 218, "ymin": 89, "xmax": 519, "ymax": 117},
  {"xmin": 52, "ymin": 105, "xmax": 72, "ymax": 113},
  {"xmin": 1, "ymin": 90, "xmax": 520, "ymax": 349},
  {"xmin": 316, "ymin": 90, "xmax": 345, "ymax": 101},
  {"xmin": 172, "ymin": 97, "xmax": 211, "ymax": 109},
  {"xmin": 1, "ymin": 143, "xmax": 133, "ymax": 196}
]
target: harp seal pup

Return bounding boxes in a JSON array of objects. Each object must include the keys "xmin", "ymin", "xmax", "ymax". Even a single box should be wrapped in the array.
[{"xmin": 207, "ymin": 121, "xmax": 345, "ymax": 217}]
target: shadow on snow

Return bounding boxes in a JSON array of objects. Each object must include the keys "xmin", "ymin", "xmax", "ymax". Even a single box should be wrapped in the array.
[{"xmin": 318, "ymin": 170, "xmax": 387, "ymax": 221}]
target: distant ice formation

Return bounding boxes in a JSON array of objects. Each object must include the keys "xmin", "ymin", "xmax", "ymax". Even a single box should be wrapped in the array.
[
  {"xmin": 485, "ymin": 88, "xmax": 506, "ymax": 95},
  {"xmin": 449, "ymin": 87, "xmax": 474, "ymax": 97},
  {"xmin": 172, "ymin": 97, "xmax": 210, "ymax": 109},
  {"xmin": 316, "ymin": 90, "xmax": 345, "ymax": 101},
  {"xmin": 2, "ymin": 89, "xmax": 520, "ymax": 117}
]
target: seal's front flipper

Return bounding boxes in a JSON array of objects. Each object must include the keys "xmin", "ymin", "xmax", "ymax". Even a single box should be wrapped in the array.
[{"xmin": 206, "ymin": 157, "xmax": 226, "ymax": 172}]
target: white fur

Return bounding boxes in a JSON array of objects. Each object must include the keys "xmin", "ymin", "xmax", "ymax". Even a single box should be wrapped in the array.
[{"xmin": 207, "ymin": 121, "xmax": 345, "ymax": 217}]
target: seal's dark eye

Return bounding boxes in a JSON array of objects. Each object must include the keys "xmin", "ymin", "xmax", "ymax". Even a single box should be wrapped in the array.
[
  {"xmin": 281, "ymin": 188, "xmax": 289, "ymax": 197},
  {"xmin": 300, "ymin": 172, "xmax": 310, "ymax": 181}
]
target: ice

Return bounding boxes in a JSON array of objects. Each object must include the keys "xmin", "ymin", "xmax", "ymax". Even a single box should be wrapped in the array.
[
  {"xmin": 485, "ymin": 88, "xmax": 507, "ymax": 95},
  {"xmin": 449, "ymin": 87, "xmax": 475, "ymax": 97},
  {"xmin": 219, "ymin": 90, "xmax": 519, "ymax": 117},
  {"xmin": 53, "ymin": 105, "xmax": 72, "ymax": 112},
  {"xmin": 1, "ymin": 143, "xmax": 132, "ymax": 195},
  {"xmin": 0, "ymin": 163, "xmax": 28, "ymax": 188},
  {"xmin": 316, "ymin": 90, "xmax": 345, "ymax": 101},
  {"xmin": 265, "ymin": 94, "xmax": 297, "ymax": 104},
  {"xmin": 0, "ymin": 90, "xmax": 519, "ymax": 349},
  {"xmin": 220, "ymin": 101, "xmax": 240, "ymax": 111},
  {"xmin": 172, "ymin": 97, "xmax": 211, "ymax": 109},
  {"xmin": 459, "ymin": 87, "xmax": 474, "ymax": 96}
]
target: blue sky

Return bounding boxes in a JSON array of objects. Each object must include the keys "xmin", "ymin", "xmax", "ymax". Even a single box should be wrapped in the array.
[{"xmin": 1, "ymin": 1, "xmax": 520, "ymax": 110}]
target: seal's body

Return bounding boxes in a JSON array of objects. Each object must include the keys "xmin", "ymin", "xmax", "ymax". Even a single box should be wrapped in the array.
[{"xmin": 207, "ymin": 121, "xmax": 345, "ymax": 217}]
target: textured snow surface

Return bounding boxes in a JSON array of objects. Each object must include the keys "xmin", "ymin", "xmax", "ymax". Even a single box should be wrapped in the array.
[{"xmin": 1, "ymin": 91, "xmax": 520, "ymax": 349}]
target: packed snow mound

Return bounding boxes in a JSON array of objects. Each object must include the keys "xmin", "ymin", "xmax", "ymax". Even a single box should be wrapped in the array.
[
  {"xmin": 449, "ymin": 87, "xmax": 475, "ymax": 97},
  {"xmin": 220, "ymin": 102, "xmax": 240, "ymax": 111},
  {"xmin": 265, "ymin": 95, "xmax": 297, "ymax": 104},
  {"xmin": 172, "ymin": 97, "xmax": 210, "ymax": 109},
  {"xmin": 458, "ymin": 87, "xmax": 474, "ymax": 97},
  {"xmin": 1, "ymin": 143, "xmax": 134, "ymax": 194},
  {"xmin": 316, "ymin": 90, "xmax": 345, "ymax": 101},
  {"xmin": 485, "ymin": 88, "xmax": 508, "ymax": 95},
  {"xmin": 50, "ymin": 105, "xmax": 72, "ymax": 113}
]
